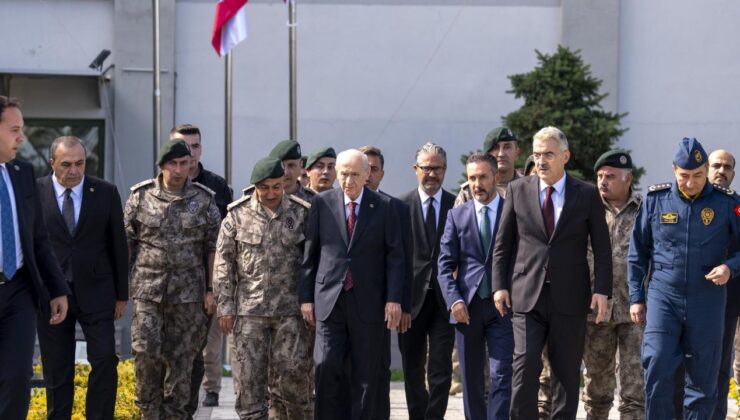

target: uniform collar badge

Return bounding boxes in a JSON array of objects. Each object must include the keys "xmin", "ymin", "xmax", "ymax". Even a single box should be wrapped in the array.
[
  {"xmin": 285, "ymin": 216, "xmax": 295, "ymax": 230},
  {"xmin": 701, "ymin": 208, "xmax": 714, "ymax": 226},
  {"xmin": 660, "ymin": 212, "xmax": 678, "ymax": 224}
]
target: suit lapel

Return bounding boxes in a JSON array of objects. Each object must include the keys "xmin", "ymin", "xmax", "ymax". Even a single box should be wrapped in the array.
[
  {"xmin": 348, "ymin": 187, "xmax": 374, "ymax": 251},
  {"xmin": 551, "ymin": 175, "xmax": 578, "ymax": 242},
  {"xmin": 75, "ymin": 177, "xmax": 94, "ymax": 235},
  {"xmin": 41, "ymin": 175, "xmax": 68, "ymax": 236},
  {"xmin": 410, "ymin": 192, "xmax": 432, "ymax": 253},
  {"xmin": 328, "ymin": 189, "xmax": 349, "ymax": 247},
  {"xmin": 527, "ymin": 176, "xmax": 550, "ymax": 241}
]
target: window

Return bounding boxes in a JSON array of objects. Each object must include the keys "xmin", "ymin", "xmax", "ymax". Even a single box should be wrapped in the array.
[{"xmin": 19, "ymin": 119, "xmax": 105, "ymax": 177}]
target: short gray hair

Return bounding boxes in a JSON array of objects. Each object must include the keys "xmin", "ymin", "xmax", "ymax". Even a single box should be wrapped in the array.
[
  {"xmin": 336, "ymin": 149, "xmax": 369, "ymax": 171},
  {"xmin": 415, "ymin": 142, "xmax": 447, "ymax": 165},
  {"xmin": 533, "ymin": 126, "xmax": 568, "ymax": 151},
  {"xmin": 50, "ymin": 136, "xmax": 87, "ymax": 160}
]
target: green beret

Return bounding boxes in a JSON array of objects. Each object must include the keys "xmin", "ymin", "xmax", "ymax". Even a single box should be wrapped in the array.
[
  {"xmin": 594, "ymin": 149, "xmax": 633, "ymax": 172},
  {"xmin": 251, "ymin": 157, "xmax": 285, "ymax": 185},
  {"xmin": 301, "ymin": 155, "xmax": 307, "ymax": 167},
  {"xmin": 524, "ymin": 155, "xmax": 536, "ymax": 175},
  {"xmin": 269, "ymin": 140, "xmax": 302, "ymax": 161},
  {"xmin": 305, "ymin": 146, "xmax": 336, "ymax": 169},
  {"xmin": 157, "ymin": 140, "xmax": 191, "ymax": 166},
  {"xmin": 483, "ymin": 127, "xmax": 518, "ymax": 153}
]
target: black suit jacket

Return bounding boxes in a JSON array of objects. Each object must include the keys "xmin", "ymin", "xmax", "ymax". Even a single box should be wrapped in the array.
[
  {"xmin": 5, "ymin": 160, "xmax": 69, "ymax": 315},
  {"xmin": 379, "ymin": 190, "xmax": 413, "ymax": 314},
  {"xmin": 37, "ymin": 175, "xmax": 128, "ymax": 313},
  {"xmin": 299, "ymin": 187, "xmax": 405, "ymax": 323},
  {"xmin": 491, "ymin": 174, "xmax": 612, "ymax": 316},
  {"xmin": 399, "ymin": 188, "xmax": 455, "ymax": 319}
]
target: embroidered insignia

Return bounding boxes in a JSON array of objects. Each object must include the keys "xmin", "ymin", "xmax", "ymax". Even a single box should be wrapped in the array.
[
  {"xmin": 701, "ymin": 208, "xmax": 714, "ymax": 226},
  {"xmin": 660, "ymin": 212, "xmax": 678, "ymax": 224},
  {"xmin": 285, "ymin": 216, "xmax": 295, "ymax": 230},
  {"xmin": 224, "ymin": 221, "xmax": 234, "ymax": 233},
  {"xmin": 694, "ymin": 149, "xmax": 703, "ymax": 163},
  {"xmin": 187, "ymin": 200, "xmax": 199, "ymax": 214}
]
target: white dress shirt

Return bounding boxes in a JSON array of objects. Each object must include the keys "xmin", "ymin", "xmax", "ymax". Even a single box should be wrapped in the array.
[
  {"xmin": 418, "ymin": 186, "xmax": 442, "ymax": 229},
  {"xmin": 343, "ymin": 187, "xmax": 364, "ymax": 221},
  {"xmin": 52, "ymin": 174, "xmax": 84, "ymax": 224},
  {"xmin": 0, "ymin": 163, "xmax": 23, "ymax": 271},
  {"xmin": 538, "ymin": 174, "xmax": 567, "ymax": 226}
]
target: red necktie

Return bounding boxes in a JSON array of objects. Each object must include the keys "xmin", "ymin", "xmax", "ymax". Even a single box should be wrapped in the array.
[
  {"xmin": 344, "ymin": 201, "xmax": 357, "ymax": 291},
  {"xmin": 543, "ymin": 186, "xmax": 555, "ymax": 238}
]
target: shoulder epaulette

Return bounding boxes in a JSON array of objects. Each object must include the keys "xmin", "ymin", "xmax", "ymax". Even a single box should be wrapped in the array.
[
  {"xmin": 647, "ymin": 183, "xmax": 671, "ymax": 193},
  {"xmin": 130, "ymin": 179, "xmax": 154, "ymax": 192},
  {"xmin": 193, "ymin": 182, "xmax": 216, "ymax": 196},
  {"xmin": 242, "ymin": 185, "xmax": 255, "ymax": 196},
  {"xmin": 712, "ymin": 183, "xmax": 735, "ymax": 196},
  {"xmin": 459, "ymin": 181, "xmax": 469, "ymax": 189},
  {"xmin": 227, "ymin": 194, "xmax": 251, "ymax": 211},
  {"xmin": 289, "ymin": 194, "xmax": 312, "ymax": 209}
]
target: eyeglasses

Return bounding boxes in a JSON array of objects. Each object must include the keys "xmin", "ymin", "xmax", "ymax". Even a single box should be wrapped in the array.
[{"xmin": 415, "ymin": 165, "xmax": 446, "ymax": 174}]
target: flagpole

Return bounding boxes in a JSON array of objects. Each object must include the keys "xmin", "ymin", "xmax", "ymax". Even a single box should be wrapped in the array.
[
  {"xmin": 288, "ymin": 0, "xmax": 297, "ymax": 140},
  {"xmin": 225, "ymin": 52, "xmax": 233, "ymax": 185},
  {"xmin": 152, "ymin": 0, "xmax": 161, "ymax": 176}
]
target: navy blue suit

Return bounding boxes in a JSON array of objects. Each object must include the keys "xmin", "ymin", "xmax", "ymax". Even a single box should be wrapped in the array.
[
  {"xmin": 0, "ymin": 160, "xmax": 69, "ymax": 419},
  {"xmin": 438, "ymin": 198, "xmax": 513, "ymax": 420},
  {"xmin": 299, "ymin": 187, "xmax": 405, "ymax": 420}
]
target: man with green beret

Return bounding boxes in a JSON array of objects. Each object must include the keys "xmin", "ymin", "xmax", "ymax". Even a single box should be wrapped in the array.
[
  {"xmin": 306, "ymin": 146, "xmax": 337, "ymax": 193},
  {"xmin": 454, "ymin": 127, "xmax": 521, "ymax": 206},
  {"xmin": 581, "ymin": 149, "xmax": 645, "ymax": 419},
  {"xmin": 300, "ymin": 155, "xmax": 310, "ymax": 188},
  {"xmin": 124, "ymin": 140, "xmax": 222, "ymax": 419},
  {"xmin": 270, "ymin": 140, "xmax": 316, "ymax": 202},
  {"xmin": 214, "ymin": 156, "xmax": 313, "ymax": 419},
  {"xmin": 524, "ymin": 155, "xmax": 537, "ymax": 176}
]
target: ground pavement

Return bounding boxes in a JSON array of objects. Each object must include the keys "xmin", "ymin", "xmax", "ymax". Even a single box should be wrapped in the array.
[{"xmin": 194, "ymin": 377, "xmax": 739, "ymax": 419}]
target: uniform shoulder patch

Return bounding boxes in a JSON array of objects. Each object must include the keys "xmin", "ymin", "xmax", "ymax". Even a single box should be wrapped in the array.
[
  {"xmin": 242, "ymin": 185, "xmax": 255, "ymax": 196},
  {"xmin": 647, "ymin": 183, "xmax": 671, "ymax": 193},
  {"xmin": 459, "ymin": 181, "xmax": 469, "ymax": 189},
  {"xmin": 227, "ymin": 194, "xmax": 251, "ymax": 211},
  {"xmin": 130, "ymin": 179, "xmax": 154, "ymax": 192},
  {"xmin": 289, "ymin": 194, "xmax": 311, "ymax": 209},
  {"xmin": 712, "ymin": 183, "xmax": 735, "ymax": 196},
  {"xmin": 193, "ymin": 182, "xmax": 216, "ymax": 196}
]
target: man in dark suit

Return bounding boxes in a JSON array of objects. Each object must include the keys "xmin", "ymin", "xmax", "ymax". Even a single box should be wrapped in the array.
[
  {"xmin": 398, "ymin": 142, "xmax": 455, "ymax": 420},
  {"xmin": 0, "ymin": 96, "xmax": 69, "ymax": 419},
  {"xmin": 438, "ymin": 153, "xmax": 513, "ymax": 420},
  {"xmin": 491, "ymin": 126, "xmax": 612, "ymax": 420},
  {"xmin": 299, "ymin": 148, "xmax": 405, "ymax": 420},
  {"xmin": 36, "ymin": 136, "xmax": 128, "ymax": 420}
]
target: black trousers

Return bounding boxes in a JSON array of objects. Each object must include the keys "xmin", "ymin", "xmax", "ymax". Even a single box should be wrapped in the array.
[
  {"xmin": 0, "ymin": 273, "xmax": 36, "ymax": 420},
  {"xmin": 398, "ymin": 290, "xmax": 454, "ymax": 420},
  {"xmin": 314, "ymin": 291, "xmax": 385, "ymax": 420},
  {"xmin": 37, "ymin": 293, "xmax": 118, "ymax": 420},
  {"xmin": 510, "ymin": 285, "xmax": 586, "ymax": 420}
]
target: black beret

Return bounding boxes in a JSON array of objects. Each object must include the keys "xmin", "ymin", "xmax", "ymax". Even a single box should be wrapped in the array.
[
  {"xmin": 483, "ymin": 127, "xmax": 518, "ymax": 153},
  {"xmin": 305, "ymin": 146, "xmax": 336, "ymax": 169},
  {"xmin": 250, "ymin": 157, "xmax": 285, "ymax": 185},
  {"xmin": 269, "ymin": 140, "xmax": 302, "ymax": 161},
  {"xmin": 594, "ymin": 149, "xmax": 633, "ymax": 172},
  {"xmin": 673, "ymin": 137, "xmax": 707, "ymax": 170},
  {"xmin": 157, "ymin": 140, "xmax": 191, "ymax": 166}
]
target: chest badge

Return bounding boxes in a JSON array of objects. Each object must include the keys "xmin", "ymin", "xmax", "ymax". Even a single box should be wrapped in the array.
[
  {"xmin": 187, "ymin": 200, "xmax": 199, "ymax": 214},
  {"xmin": 285, "ymin": 216, "xmax": 295, "ymax": 230},
  {"xmin": 660, "ymin": 212, "xmax": 678, "ymax": 224},
  {"xmin": 701, "ymin": 208, "xmax": 714, "ymax": 226}
]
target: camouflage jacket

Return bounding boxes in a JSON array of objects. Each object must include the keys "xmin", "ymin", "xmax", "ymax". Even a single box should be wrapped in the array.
[
  {"xmin": 454, "ymin": 171, "xmax": 519, "ymax": 207},
  {"xmin": 588, "ymin": 192, "xmax": 642, "ymax": 324},
  {"xmin": 243, "ymin": 182, "xmax": 315, "ymax": 203},
  {"xmin": 124, "ymin": 176, "xmax": 221, "ymax": 304},
  {"xmin": 213, "ymin": 193, "xmax": 310, "ymax": 317}
]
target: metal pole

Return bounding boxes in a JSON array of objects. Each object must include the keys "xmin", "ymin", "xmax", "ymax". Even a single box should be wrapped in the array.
[
  {"xmin": 225, "ymin": 52, "xmax": 233, "ymax": 185},
  {"xmin": 288, "ymin": 0, "xmax": 297, "ymax": 140},
  {"xmin": 152, "ymin": 0, "xmax": 161, "ymax": 176}
]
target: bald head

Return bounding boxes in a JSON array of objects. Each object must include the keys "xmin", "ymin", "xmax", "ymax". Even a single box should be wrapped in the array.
[
  {"xmin": 336, "ymin": 149, "xmax": 370, "ymax": 200},
  {"xmin": 708, "ymin": 149, "xmax": 735, "ymax": 188}
]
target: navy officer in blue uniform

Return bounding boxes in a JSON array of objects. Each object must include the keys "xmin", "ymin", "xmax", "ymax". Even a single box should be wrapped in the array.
[{"xmin": 628, "ymin": 137, "xmax": 740, "ymax": 420}]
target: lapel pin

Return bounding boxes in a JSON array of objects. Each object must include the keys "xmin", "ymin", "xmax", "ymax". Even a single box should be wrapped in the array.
[
  {"xmin": 369, "ymin": 203, "xmax": 375, "ymax": 208},
  {"xmin": 90, "ymin": 187, "xmax": 95, "ymax": 192},
  {"xmin": 13, "ymin": 165, "xmax": 19, "ymax": 171}
]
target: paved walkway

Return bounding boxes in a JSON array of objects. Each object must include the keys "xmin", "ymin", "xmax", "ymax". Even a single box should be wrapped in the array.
[{"xmin": 195, "ymin": 378, "xmax": 740, "ymax": 419}]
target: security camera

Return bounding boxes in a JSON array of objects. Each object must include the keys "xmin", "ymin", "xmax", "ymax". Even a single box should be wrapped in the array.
[{"xmin": 89, "ymin": 49, "xmax": 111, "ymax": 71}]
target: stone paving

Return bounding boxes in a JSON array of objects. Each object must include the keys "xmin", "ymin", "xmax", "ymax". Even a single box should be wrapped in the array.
[{"xmin": 195, "ymin": 377, "xmax": 740, "ymax": 419}]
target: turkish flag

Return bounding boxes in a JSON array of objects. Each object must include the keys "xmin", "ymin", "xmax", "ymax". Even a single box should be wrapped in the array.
[{"xmin": 211, "ymin": 0, "xmax": 249, "ymax": 57}]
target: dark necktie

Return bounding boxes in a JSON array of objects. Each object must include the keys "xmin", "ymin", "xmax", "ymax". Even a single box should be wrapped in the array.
[
  {"xmin": 425, "ymin": 197, "xmax": 437, "ymax": 245},
  {"xmin": 63, "ymin": 188, "xmax": 76, "ymax": 236},
  {"xmin": 543, "ymin": 185, "xmax": 555, "ymax": 238},
  {"xmin": 344, "ymin": 201, "xmax": 357, "ymax": 291},
  {"xmin": 477, "ymin": 206, "xmax": 491, "ymax": 299},
  {"xmin": 0, "ymin": 166, "xmax": 17, "ymax": 279}
]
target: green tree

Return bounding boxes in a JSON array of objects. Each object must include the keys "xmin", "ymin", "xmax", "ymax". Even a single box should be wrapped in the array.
[{"xmin": 500, "ymin": 46, "xmax": 641, "ymax": 184}]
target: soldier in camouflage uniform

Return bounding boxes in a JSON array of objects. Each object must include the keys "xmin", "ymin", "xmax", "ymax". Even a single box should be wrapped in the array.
[
  {"xmin": 214, "ymin": 157, "xmax": 313, "ymax": 420},
  {"xmin": 582, "ymin": 150, "xmax": 644, "ymax": 420},
  {"xmin": 450, "ymin": 127, "xmax": 521, "ymax": 396},
  {"xmin": 125, "ymin": 140, "xmax": 221, "ymax": 420},
  {"xmin": 242, "ymin": 140, "xmax": 316, "ymax": 203}
]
